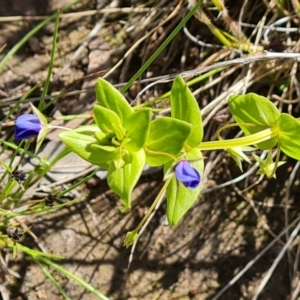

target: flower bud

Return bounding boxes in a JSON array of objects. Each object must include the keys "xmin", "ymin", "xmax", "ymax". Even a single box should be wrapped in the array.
[
  {"xmin": 15, "ymin": 114, "xmax": 43, "ymax": 140},
  {"xmin": 174, "ymin": 160, "xmax": 201, "ymax": 189}
]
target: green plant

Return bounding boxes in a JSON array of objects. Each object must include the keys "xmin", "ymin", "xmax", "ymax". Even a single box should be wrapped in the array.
[{"xmin": 20, "ymin": 77, "xmax": 300, "ymax": 247}]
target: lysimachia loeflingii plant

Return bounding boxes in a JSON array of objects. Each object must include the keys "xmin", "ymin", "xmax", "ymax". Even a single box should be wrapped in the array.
[{"xmin": 13, "ymin": 76, "xmax": 300, "ymax": 247}]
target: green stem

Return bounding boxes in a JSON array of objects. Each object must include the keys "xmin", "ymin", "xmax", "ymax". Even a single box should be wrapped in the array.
[
  {"xmin": 120, "ymin": 0, "xmax": 204, "ymax": 93},
  {"xmin": 144, "ymin": 146, "xmax": 177, "ymax": 162},
  {"xmin": 53, "ymin": 114, "xmax": 93, "ymax": 121},
  {"xmin": 38, "ymin": 257, "xmax": 110, "ymax": 300},
  {"xmin": 270, "ymin": 143, "xmax": 282, "ymax": 178},
  {"xmin": 0, "ymin": 0, "xmax": 79, "ymax": 72},
  {"xmin": 48, "ymin": 125, "xmax": 72, "ymax": 131},
  {"xmin": 135, "ymin": 176, "xmax": 173, "ymax": 234},
  {"xmin": 0, "ymin": 239, "xmax": 108, "ymax": 299},
  {"xmin": 40, "ymin": 10, "xmax": 60, "ymax": 109},
  {"xmin": 34, "ymin": 259, "xmax": 72, "ymax": 300},
  {"xmin": 134, "ymin": 67, "xmax": 223, "ymax": 110},
  {"xmin": 198, "ymin": 128, "xmax": 278, "ymax": 150}
]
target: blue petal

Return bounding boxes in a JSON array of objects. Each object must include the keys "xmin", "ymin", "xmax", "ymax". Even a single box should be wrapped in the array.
[
  {"xmin": 16, "ymin": 114, "xmax": 40, "ymax": 124},
  {"xmin": 174, "ymin": 160, "xmax": 201, "ymax": 189},
  {"xmin": 15, "ymin": 114, "xmax": 43, "ymax": 140}
]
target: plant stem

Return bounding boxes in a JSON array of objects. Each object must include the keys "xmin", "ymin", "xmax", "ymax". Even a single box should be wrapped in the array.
[
  {"xmin": 198, "ymin": 128, "xmax": 277, "ymax": 150},
  {"xmin": 135, "ymin": 176, "xmax": 173, "ymax": 234},
  {"xmin": 120, "ymin": 0, "xmax": 204, "ymax": 93}
]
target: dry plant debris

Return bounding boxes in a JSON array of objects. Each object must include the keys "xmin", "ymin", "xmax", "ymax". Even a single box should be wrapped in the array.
[{"xmin": 1, "ymin": 0, "xmax": 300, "ymax": 299}]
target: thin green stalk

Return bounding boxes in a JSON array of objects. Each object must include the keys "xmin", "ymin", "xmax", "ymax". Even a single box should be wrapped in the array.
[
  {"xmin": 135, "ymin": 176, "xmax": 172, "ymax": 234},
  {"xmin": 0, "ymin": 181, "xmax": 17, "ymax": 203},
  {"xmin": 0, "ymin": 239, "xmax": 64, "ymax": 260},
  {"xmin": 0, "ymin": 0, "xmax": 79, "ymax": 72},
  {"xmin": 34, "ymin": 259, "xmax": 72, "ymax": 300},
  {"xmin": 39, "ymin": 257, "xmax": 110, "ymax": 300},
  {"xmin": 39, "ymin": 10, "xmax": 61, "ymax": 109},
  {"xmin": 124, "ymin": 175, "xmax": 173, "ymax": 248},
  {"xmin": 0, "ymin": 240, "xmax": 107, "ymax": 298},
  {"xmin": 54, "ymin": 114, "xmax": 93, "ymax": 121},
  {"xmin": 198, "ymin": 128, "xmax": 278, "ymax": 150},
  {"xmin": 120, "ymin": 0, "xmax": 204, "ymax": 93},
  {"xmin": 0, "ymin": 139, "xmax": 39, "ymax": 159},
  {"xmin": 0, "ymin": 84, "xmax": 41, "ymax": 125},
  {"xmin": 144, "ymin": 147, "xmax": 177, "ymax": 162},
  {"xmin": 134, "ymin": 67, "xmax": 224, "ymax": 110},
  {"xmin": 1, "ymin": 197, "xmax": 83, "ymax": 219},
  {"xmin": 269, "ymin": 143, "xmax": 282, "ymax": 178},
  {"xmin": 26, "ymin": 147, "xmax": 71, "ymax": 189},
  {"xmin": 57, "ymin": 167, "xmax": 100, "ymax": 197}
]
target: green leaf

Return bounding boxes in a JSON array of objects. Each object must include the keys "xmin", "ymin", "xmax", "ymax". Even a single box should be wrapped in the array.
[
  {"xmin": 59, "ymin": 125, "xmax": 113, "ymax": 168},
  {"xmin": 36, "ymin": 125, "xmax": 49, "ymax": 154},
  {"xmin": 93, "ymin": 105, "xmax": 123, "ymax": 132},
  {"xmin": 164, "ymin": 148, "xmax": 204, "ymax": 226},
  {"xmin": 30, "ymin": 103, "xmax": 48, "ymax": 125},
  {"xmin": 253, "ymin": 151, "xmax": 285, "ymax": 179},
  {"xmin": 227, "ymin": 146, "xmax": 254, "ymax": 171},
  {"xmin": 93, "ymin": 105, "xmax": 126, "ymax": 140},
  {"xmin": 107, "ymin": 149, "xmax": 145, "ymax": 207},
  {"xmin": 171, "ymin": 76, "xmax": 203, "ymax": 146},
  {"xmin": 277, "ymin": 113, "xmax": 300, "ymax": 160},
  {"xmin": 228, "ymin": 93, "xmax": 280, "ymax": 150},
  {"xmin": 123, "ymin": 108, "xmax": 152, "ymax": 152},
  {"xmin": 145, "ymin": 117, "xmax": 191, "ymax": 166},
  {"xmin": 123, "ymin": 231, "xmax": 138, "ymax": 248},
  {"xmin": 95, "ymin": 78, "xmax": 133, "ymax": 122},
  {"xmin": 30, "ymin": 103, "xmax": 49, "ymax": 154}
]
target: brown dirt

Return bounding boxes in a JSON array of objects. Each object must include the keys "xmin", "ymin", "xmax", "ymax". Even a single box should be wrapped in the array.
[{"xmin": 1, "ymin": 1, "xmax": 299, "ymax": 300}]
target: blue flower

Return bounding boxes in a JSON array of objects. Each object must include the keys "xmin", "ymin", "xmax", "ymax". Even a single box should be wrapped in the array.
[
  {"xmin": 174, "ymin": 160, "xmax": 201, "ymax": 189},
  {"xmin": 15, "ymin": 114, "xmax": 43, "ymax": 140}
]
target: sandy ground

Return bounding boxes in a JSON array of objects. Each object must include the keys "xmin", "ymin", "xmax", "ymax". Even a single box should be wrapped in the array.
[{"xmin": 0, "ymin": 1, "xmax": 298, "ymax": 299}]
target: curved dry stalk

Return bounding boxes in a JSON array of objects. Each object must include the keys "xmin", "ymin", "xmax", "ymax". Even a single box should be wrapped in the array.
[
  {"xmin": 253, "ymin": 220, "xmax": 300, "ymax": 299},
  {"xmin": 104, "ymin": 0, "xmax": 181, "ymax": 80},
  {"xmin": 202, "ymin": 151, "xmax": 265, "ymax": 195},
  {"xmin": 0, "ymin": 7, "xmax": 174, "ymax": 22},
  {"xmin": 127, "ymin": 184, "xmax": 166, "ymax": 271},
  {"xmin": 2, "ymin": 50, "xmax": 300, "ymax": 109},
  {"xmin": 212, "ymin": 216, "xmax": 300, "ymax": 300},
  {"xmin": 283, "ymin": 161, "xmax": 300, "ymax": 290},
  {"xmin": 56, "ymin": 0, "xmax": 119, "ymax": 78}
]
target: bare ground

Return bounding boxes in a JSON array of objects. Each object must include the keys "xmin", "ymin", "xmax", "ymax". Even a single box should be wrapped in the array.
[{"xmin": 1, "ymin": 1, "xmax": 300, "ymax": 300}]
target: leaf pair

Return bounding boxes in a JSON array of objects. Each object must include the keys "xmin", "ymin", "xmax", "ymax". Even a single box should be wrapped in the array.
[
  {"xmin": 60, "ymin": 76, "xmax": 206, "ymax": 226},
  {"xmin": 60, "ymin": 79, "xmax": 151, "ymax": 207},
  {"xmin": 229, "ymin": 93, "xmax": 300, "ymax": 161},
  {"xmin": 164, "ymin": 76, "xmax": 205, "ymax": 226}
]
